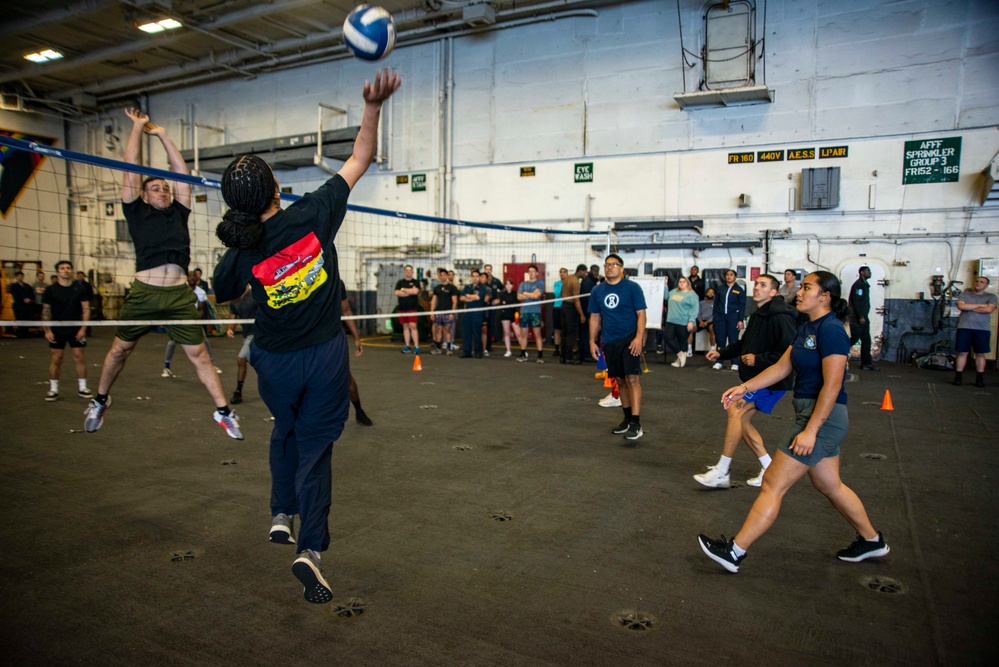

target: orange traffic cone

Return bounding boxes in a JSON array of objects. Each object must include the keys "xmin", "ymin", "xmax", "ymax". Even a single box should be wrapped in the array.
[
  {"xmin": 603, "ymin": 374, "xmax": 613, "ymax": 388},
  {"xmin": 412, "ymin": 354, "xmax": 423, "ymax": 372},
  {"xmin": 880, "ymin": 390, "xmax": 894, "ymax": 411}
]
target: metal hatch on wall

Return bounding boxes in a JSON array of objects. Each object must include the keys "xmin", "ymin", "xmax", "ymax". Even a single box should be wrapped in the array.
[{"xmin": 179, "ymin": 127, "xmax": 359, "ymax": 172}]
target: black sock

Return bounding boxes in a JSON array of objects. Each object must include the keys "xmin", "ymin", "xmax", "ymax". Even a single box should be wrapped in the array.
[
  {"xmin": 631, "ymin": 415, "xmax": 641, "ymax": 426},
  {"xmin": 554, "ymin": 344, "xmax": 560, "ymax": 355},
  {"xmin": 537, "ymin": 350, "xmax": 543, "ymax": 359},
  {"xmin": 96, "ymin": 393, "xmax": 109, "ymax": 404},
  {"xmin": 217, "ymin": 405, "xmax": 231, "ymax": 416},
  {"xmin": 352, "ymin": 399, "xmax": 362, "ymax": 411},
  {"xmin": 236, "ymin": 380, "xmax": 244, "ymax": 391},
  {"xmin": 623, "ymin": 406, "xmax": 632, "ymax": 420}
]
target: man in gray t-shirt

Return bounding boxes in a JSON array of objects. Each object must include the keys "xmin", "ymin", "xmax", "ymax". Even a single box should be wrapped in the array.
[
  {"xmin": 516, "ymin": 264, "xmax": 546, "ymax": 363},
  {"xmin": 953, "ymin": 276, "xmax": 998, "ymax": 387}
]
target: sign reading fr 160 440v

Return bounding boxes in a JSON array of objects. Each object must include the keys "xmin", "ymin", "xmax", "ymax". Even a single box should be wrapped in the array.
[{"xmin": 903, "ymin": 137, "xmax": 961, "ymax": 184}]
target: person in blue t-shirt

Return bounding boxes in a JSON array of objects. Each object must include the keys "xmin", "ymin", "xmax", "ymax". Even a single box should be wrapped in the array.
[
  {"xmin": 516, "ymin": 264, "xmax": 546, "ymax": 364},
  {"xmin": 697, "ymin": 271, "xmax": 890, "ymax": 574},
  {"xmin": 588, "ymin": 254, "xmax": 648, "ymax": 443}
]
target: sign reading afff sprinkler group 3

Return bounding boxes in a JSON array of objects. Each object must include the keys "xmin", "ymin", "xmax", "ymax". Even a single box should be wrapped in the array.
[{"xmin": 903, "ymin": 137, "xmax": 961, "ymax": 184}]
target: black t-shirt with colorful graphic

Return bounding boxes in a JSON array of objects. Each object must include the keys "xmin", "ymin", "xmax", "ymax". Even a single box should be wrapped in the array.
[{"xmin": 213, "ymin": 174, "xmax": 349, "ymax": 353}]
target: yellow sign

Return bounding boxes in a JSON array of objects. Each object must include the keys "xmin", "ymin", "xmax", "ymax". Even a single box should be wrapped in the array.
[
  {"xmin": 820, "ymin": 146, "xmax": 848, "ymax": 159},
  {"xmin": 788, "ymin": 148, "xmax": 815, "ymax": 161},
  {"xmin": 728, "ymin": 152, "xmax": 755, "ymax": 164},
  {"xmin": 757, "ymin": 150, "xmax": 785, "ymax": 162},
  {"xmin": 520, "ymin": 166, "xmax": 536, "ymax": 177},
  {"xmin": 396, "ymin": 175, "xmax": 409, "ymax": 185}
]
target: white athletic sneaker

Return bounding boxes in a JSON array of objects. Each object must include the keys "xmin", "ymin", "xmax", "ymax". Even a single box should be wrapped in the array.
[
  {"xmin": 213, "ymin": 410, "xmax": 244, "ymax": 440},
  {"xmin": 712, "ymin": 362, "xmax": 723, "ymax": 370},
  {"xmin": 679, "ymin": 351, "xmax": 687, "ymax": 368},
  {"xmin": 161, "ymin": 368, "xmax": 174, "ymax": 378},
  {"xmin": 687, "ymin": 346, "xmax": 693, "ymax": 355},
  {"xmin": 504, "ymin": 350, "xmax": 512, "ymax": 358},
  {"xmin": 214, "ymin": 366, "xmax": 224, "ymax": 374},
  {"xmin": 670, "ymin": 355, "xmax": 682, "ymax": 367},
  {"xmin": 747, "ymin": 468, "xmax": 766, "ymax": 487},
  {"xmin": 598, "ymin": 393, "xmax": 622, "ymax": 408},
  {"xmin": 693, "ymin": 465, "xmax": 731, "ymax": 488},
  {"xmin": 730, "ymin": 363, "xmax": 740, "ymax": 372}
]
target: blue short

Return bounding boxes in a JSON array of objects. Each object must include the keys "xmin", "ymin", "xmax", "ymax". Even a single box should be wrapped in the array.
[
  {"xmin": 955, "ymin": 328, "xmax": 991, "ymax": 354},
  {"xmin": 520, "ymin": 312, "xmax": 542, "ymax": 328},
  {"xmin": 742, "ymin": 387, "xmax": 786, "ymax": 414}
]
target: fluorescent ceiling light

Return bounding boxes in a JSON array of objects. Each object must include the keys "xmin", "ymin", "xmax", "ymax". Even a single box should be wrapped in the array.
[
  {"xmin": 138, "ymin": 18, "xmax": 183, "ymax": 33},
  {"xmin": 24, "ymin": 49, "xmax": 64, "ymax": 63}
]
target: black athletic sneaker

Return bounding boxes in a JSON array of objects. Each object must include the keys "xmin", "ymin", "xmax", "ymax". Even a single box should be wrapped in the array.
[
  {"xmin": 697, "ymin": 534, "xmax": 746, "ymax": 573},
  {"xmin": 612, "ymin": 419, "xmax": 631, "ymax": 434},
  {"xmin": 355, "ymin": 409, "xmax": 373, "ymax": 426},
  {"xmin": 975, "ymin": 374, "xmax": 986, "ymax": 388},
  {"xmin": 292, "ymin": 549, "xmax": 333, "ymax": 604},
  {"xmin": 952, "ymin": 374, "xmax": 963, "ymax": 386},
  {"xmin": 623, "ymin": 423, "xmax": 644, "ymax": 442},
  {"xmin": 230, "ymin": 390, "xmax": 242, "ymax": 405},
  {"xmin": 836, "ymin": 532, "xmax": 890, "ymax": 562}
]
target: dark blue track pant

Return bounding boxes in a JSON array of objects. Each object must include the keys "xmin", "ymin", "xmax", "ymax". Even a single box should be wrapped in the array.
[
  {"xmin": 713, "ymin": 313, "xmax": 742, "ymax": 352},
  {"xmin": 251, "ymin": 332, "xmax": 349, "ymax": 554}
]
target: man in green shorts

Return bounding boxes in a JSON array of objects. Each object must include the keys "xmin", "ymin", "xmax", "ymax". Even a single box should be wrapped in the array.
[{"xmin": 83, "ymin": 107, "xmax": 241, "ymax": 439}]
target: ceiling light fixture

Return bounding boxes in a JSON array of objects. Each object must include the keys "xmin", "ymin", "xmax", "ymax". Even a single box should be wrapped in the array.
[
  {"xmin": 137, "ymin": 18, "xmax": 183, "ymax": 33},
  {"xmin": 24, "ymin": 49, "xmax": 64, "ymax": 63}
]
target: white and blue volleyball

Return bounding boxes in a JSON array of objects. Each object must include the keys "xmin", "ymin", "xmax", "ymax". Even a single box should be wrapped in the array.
[{"xmin": 343, "ymin": 5, "xmax": 396, "ymax": 62}]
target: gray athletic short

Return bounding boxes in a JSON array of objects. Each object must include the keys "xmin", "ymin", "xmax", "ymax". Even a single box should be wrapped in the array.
[
  {"xmin": 778, "ymin": 398, "xmax": 849, "ymax": 466},
  {"xmin": 238, "ymin": 334, "xmax": 254, "ymax": 360}
]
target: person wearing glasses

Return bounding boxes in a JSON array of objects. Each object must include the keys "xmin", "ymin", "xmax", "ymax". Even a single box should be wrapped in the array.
[
  {"xmin": 83, "ymin": 108, "xmax": 241, "ymax": 440},
  {"xmin": 588, "ymin": 254, "xmax": 648, "ymax": 443}
]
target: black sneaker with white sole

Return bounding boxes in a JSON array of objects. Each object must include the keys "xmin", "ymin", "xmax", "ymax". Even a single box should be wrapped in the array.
[
  {"xmin": 292, "ymin": 549, "xmax": 333, "ymax": 604},
  {"xmin": 836, "ymin": 531, "xmax": 890, "ymax": 562},
  {"xmin": 623, "ymin": 423, "xmax": 644, "ymax": 442},
  {"xmin": 698, "ymin": 534, "xmax": 746, "ymax": 573},
  {"xmin": 612, "ymin": 419, "xmax": 631, "ymax": 434}
]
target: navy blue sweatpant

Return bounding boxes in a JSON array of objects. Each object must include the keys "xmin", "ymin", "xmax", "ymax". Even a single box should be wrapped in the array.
[
  {"xmin": 713, "ymin": 313, "xmax": 742, "ymax": 351},
  {"xmin": 251, "ymin": 333, "xmax": 350, "ymax": 554}
]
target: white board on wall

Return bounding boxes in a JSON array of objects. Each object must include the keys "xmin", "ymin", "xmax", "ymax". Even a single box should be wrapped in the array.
[{"xmin": 631, "ymin": 276, "xmax": 666, "ymax": 329}]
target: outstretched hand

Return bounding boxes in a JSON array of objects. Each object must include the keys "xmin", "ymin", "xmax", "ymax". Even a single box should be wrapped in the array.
[
  {"xmin": 363, "ymin": 68, "xmax": 403, "ymax": 105},
  {"xmin": 124, "ymin": 107, "xmax": 149, "ymax": 126}
]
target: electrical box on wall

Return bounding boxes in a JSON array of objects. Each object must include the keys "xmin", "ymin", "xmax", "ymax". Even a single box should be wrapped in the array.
[{"xmin": 800, "ymin": 167, "xmax": 840, "ymax": 209}]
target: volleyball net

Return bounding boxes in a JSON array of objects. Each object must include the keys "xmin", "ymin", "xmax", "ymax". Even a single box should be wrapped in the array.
[{"xmin": 1, "ymin": 134, "xmax": 609, "ymax": 335}]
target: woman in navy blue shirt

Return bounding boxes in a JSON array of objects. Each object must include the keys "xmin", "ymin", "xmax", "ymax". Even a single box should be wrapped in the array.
[{"xmin": 697, "ymin": 271, "xmax": 890, "ymax": 573}]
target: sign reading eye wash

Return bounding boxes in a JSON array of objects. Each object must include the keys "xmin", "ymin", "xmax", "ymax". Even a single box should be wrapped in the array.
[
  {"xmin": 411, "ymin": 173, "xmax": 426, "ymax": 192},
  {"xmin": 574, "ymin": 162, "xmax": 594, "ymax": 183},
  {"xmin": 903, "ymin": 137, "xmax": 961, "ymax": 184}
]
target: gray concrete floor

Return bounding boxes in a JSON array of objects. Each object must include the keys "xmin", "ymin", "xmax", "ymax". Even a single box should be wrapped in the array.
[{"xmin": 0, "ymin": 330, "xmax": 996, "ymax": 666}]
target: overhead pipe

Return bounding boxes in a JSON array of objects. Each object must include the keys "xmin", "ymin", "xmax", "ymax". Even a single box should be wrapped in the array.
[{"xmin": 53, "ymin": 4, "xmax": 605, "ymax": 102}]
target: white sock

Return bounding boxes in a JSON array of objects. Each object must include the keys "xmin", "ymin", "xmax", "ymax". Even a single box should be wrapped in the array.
[
  {"xmin": 78, "ymin": 378, "xmax": 88, "ymax": 391},
  {"xmin": 732, "ymin": 541, "xmax": 747, "ymax": 557},
  {"xmin": 865, "ymin": 533, "xmax": 881, "ymax": 543},
  {"xmin": 716, "ymin": 455, "xmax": 732, "ymax": 474},
  {"xmin": 758, "ymin": 454, "xmax": 772, "ymax": 469},
  {"xmin": 50, "ymin": 379, "xmax": 58, "ymax": 392}
]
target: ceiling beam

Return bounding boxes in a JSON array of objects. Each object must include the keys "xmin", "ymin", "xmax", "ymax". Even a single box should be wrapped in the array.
[
  {"xmin": 0, "ymin": 0, "xmax": 322, "ymax": 86},
  {"xmin": 0, "ymin": 0, "xmax": 118, "ymax": 40}
]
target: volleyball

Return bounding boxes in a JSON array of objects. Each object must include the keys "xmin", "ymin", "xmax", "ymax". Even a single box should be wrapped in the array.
[{"xmin": 343, "ymin": 5, "xmax": 396, "ymax": 62}]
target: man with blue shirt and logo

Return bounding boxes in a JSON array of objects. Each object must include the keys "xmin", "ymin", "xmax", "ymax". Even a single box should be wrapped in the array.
[
  {"xmin": 712, "ymin": 269, "xmax": 746, "ymax": 371},
  {"xmin": 588, "ymin": 254, "xmax": 648, "ymax": 442}
]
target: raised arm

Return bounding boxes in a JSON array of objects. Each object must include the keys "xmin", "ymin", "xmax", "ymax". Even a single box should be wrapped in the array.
[
  {"xmin": 146, "ymin": 123, "xmax": 191, "ymax": 209},
  {"xmin": 338, "ymin": 68, "xmax": 403, "ymax": 190},
  {"xmin": 121, "ymin": 108, "xmax": 147, "ymax": 203}
]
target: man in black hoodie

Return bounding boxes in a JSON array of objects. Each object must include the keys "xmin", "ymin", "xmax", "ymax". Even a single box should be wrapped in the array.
[{"xmin": 696, "ymin": 274, "xmax": 798, "ymax": 488}]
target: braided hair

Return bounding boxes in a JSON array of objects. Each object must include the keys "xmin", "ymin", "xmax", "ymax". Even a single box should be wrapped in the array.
[
  {"xmin": 810, "ymin": 270, "xmax": 851, "ymax": 321},
  {"xmin": 216, "ymin": 154, "xmax": 274, "ymax": 252}
]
